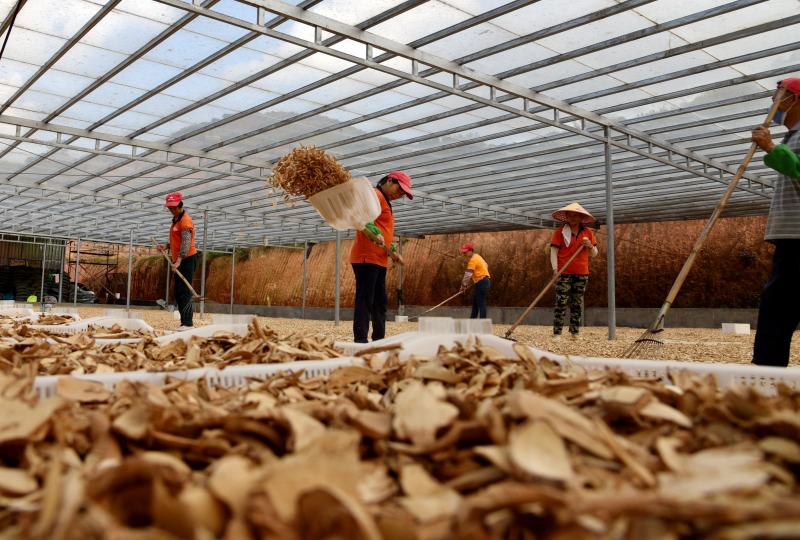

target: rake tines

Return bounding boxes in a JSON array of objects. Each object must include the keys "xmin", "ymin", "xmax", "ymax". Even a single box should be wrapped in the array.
[{"xmin": 622, "ymin": 330, "xmax": 665, "ymax": 358}]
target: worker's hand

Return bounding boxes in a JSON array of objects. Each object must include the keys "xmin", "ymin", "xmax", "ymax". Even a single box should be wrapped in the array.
[
  {"xmin": 581, "ymin": 237, "xmax": 592, "ymax": 248},
  {"xmin": 390, "ymin": 251, "xmax": 404, "ymax": 265},
  {"xmin": 171, "ymin": 260, "xmax": 181, "ymax": 272},
  {"xmin": 373, "ymin": 234, "xmax": 385, "ymax": 247},
  {"xmin": 752, "ymin": 126, "xmax": 775, "ymax": 153}
]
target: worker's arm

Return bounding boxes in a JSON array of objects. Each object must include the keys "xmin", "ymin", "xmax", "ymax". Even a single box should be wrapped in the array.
[
  {"xmin": 582, "ymin": 236, "xmax": 599, "ymax": 258},
  {"xmin": 362, "ymin": 222, "xmax": 385, "ymax": 246},
  {"xmin": 765, "ymin": 144, "xmax": 800, "ymax": 179},
  {"xmin": 753, "ymin": 126, "xmax": 800, "ymax": 179},
  {"xmin": 174, "ymin": 229, "xmax": 191, "ymax": 268},
  {"xmin": 460, "ymin": 270, "xmax": 473, "ymax": 291},
  {"xmin": 550, "ymin": 246, "xmax": 559, "ymax": 274}
]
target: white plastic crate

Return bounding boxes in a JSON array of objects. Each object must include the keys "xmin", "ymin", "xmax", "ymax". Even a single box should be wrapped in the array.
[
  {"xmin": 336, "ymin": 317, "xmax": 800, "ymax": 396},
  {"xmin": 0, "ymin": 308, "xmax": 38, "ymax": 322},
  {"xmin": 33, "ymin": 357, "xmax": 363, "ymax": 398},
  {"xmin": 307, "ymin": 177, "xmax": 381, "ymax": 231},
  {"xmin": 721, "ymin": 323, "xmax": 750, "ymax": 335},
  {"xmin": 210, "ymin": 314, "xmax": 255, "ymax": 325},
  {"xmin": 27, "ymin": 317, "xmax": 154, "ymax": 335}
]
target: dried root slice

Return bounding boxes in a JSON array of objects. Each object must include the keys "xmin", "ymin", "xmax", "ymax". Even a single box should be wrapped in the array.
[
  {"xmin": 392, "ymin": 381, "xmax": 459, "ymax": 448},
  {"xmin": 508, "ymin": 420, "xmax": 574, "ymax": 483}
]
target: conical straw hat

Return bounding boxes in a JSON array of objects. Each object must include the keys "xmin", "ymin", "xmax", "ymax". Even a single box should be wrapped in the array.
[{"xmin": 552, "ymin": 202, "xmax": 595, "ymax": 224}]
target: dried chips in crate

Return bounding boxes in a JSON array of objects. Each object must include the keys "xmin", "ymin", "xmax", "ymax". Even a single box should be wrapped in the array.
[{"xmin": 0, "ymin": 336, "xmax": 798, "ymax": 539}]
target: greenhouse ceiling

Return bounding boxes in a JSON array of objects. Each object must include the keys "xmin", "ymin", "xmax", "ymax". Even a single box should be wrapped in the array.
[{"xmin": 0, "ymin": 0, "xmax": 795, "ymax": 249}]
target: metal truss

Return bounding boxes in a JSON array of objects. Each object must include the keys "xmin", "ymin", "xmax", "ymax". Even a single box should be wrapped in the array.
[{"xmin": 0, "ymin": 0, "xmax": 789, "ymax": 251}]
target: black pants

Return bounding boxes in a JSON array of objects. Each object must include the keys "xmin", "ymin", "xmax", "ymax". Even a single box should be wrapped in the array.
[
  {"xmin": 753, "ymin": 240, "xmax": 800, "ymax": 367},
  {"xmin": 174, "ymin": 254, "xmax": 196, "ymax": 327},
  {"xmin": 470, "ymin": 277, "xmax": 491, "ymax": 319},
  {"xmin": 352, "ymin": 263, "xmax": 387, "ymax": 343}
]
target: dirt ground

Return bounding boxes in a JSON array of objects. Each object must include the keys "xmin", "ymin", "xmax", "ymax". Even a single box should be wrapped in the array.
[{"xmin": 76, "ymin": 306, "xmax": 799, "ymax": 366}]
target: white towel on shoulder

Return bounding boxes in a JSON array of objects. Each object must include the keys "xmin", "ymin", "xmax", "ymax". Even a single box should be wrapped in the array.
[{"xmin": 561, "ymin": 224, "xmax": 572, "ymax": 247}]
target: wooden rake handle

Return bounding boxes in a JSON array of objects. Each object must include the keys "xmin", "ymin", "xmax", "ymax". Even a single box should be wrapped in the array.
[
  {"xmin": 647, "ymin": 87, "xmax": 786, "ymax": 332},
  {"xmin": 504, "ymin": 244, "xmax": 587, "ymax": 339},
  {"xmin": 152, "ymin": 237, "xmax": 202, "ymax": 299},
  {"xmin": 409, "ymin": 287, "xmax": 469, "ymax": 321}
]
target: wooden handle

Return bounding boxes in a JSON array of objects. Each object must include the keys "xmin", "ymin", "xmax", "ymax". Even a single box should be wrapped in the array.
[
  {"xmin": 152, "ymin": 238, "xmax": 201, "ymax": 299},
  {"xmin": 505, "ymin": 244, "xmax": 587, "ymax": 338},
  {"xmin": 409, "ymin": 289, "xmax": 466, "ymax": 320},
  {"xmin": 360, "ymin": 228, "xmax": 404, "ymax": 266},
  {"xmin": 647, "ymin": 88, "xmax": 785, "ymax": 331}
]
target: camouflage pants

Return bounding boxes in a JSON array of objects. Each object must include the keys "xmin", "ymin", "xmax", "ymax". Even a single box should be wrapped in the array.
[{"xmin": 553, "ymin": 274, "xmax": 589, "ymax": 335}]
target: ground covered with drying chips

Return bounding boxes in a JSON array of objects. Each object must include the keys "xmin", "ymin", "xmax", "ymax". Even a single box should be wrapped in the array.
[
  {"xmin": 81, "ymin": 307, "xmax": 799, "ymax": 366},
  {"xmin": 1, "ymin": 337, "xmax": 798, "ymax": 539}
]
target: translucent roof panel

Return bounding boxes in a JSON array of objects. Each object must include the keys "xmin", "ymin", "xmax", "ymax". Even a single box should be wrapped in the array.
[{"xmin": 0, "ymin": 0, "xmax": 791, "ymax": 246}]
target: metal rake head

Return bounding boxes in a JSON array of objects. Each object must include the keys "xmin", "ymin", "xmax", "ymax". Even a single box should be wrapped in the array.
[{"xmin": 623, "ymin": 332, "xmax": 665, "ymax": 358}]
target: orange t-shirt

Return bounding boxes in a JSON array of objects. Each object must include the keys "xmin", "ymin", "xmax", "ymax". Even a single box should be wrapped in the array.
[
  {"xmin": 550, "ymin": 226, "xmax": 596, "ymax": 275},
  {"xmin": 467, "ymin": 254, "xmax": 490, "ymax": 283},
  {"xmin": 169, "ymin": 211, "xmax": 197, "ymax": 263},
  {"xmin": 350, "ymin": 188, "xmax": 394, "ymax": 267}
]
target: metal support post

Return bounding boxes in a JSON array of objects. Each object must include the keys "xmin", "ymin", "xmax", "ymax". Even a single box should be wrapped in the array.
[
  {"xmin": 73, "ymin": 238, "xmax": 81, "ymax": 307},
  {"xmin": 229, "ymin": 245, "xmax": 236, "ymax": 314},
  {"xmin": 165, "ymin": 255, "xmax": 170, "ymax": 305},
  {"xmin": 126, "ymin": 229, "xmax": 133, "ymax": 313},
  {"xmin": 335, "ymin": 231, "xmax": 341, "ymax": 326},
  {"xmin": 39, "ymin": 244, "xmax": 46, "ymax": 306},
  {"xmin": 397, "ymin": 238, "xmax": 404, "ymax": 316},
  {"xmin": 302, "ymin": 240, "xmax": 308, "ymax": 319},
  {"xmin": 200, "ymin": 210, "xmax": 208, "ymax": 318},
  {"xmin": 604, "ymin": 127, "xmax": 617, "ymax": 340},
  {"xmin": 57, "ymin": 241, "xmax": 65, "ymax": 303}
]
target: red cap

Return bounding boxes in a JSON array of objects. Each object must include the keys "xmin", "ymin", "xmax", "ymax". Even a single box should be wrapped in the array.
[
  {"xmin": 387, "ymin": 170, "xmax": 413, "ymax": 199},
  {"xmin": 165, "ymin": 192, "xmax": 182, "ymax": 207},
  {"xmin": 779, "ymin": 78, "xmax": 800, "ymax": 96},
  {"xmin": 460, "ymin": 242, "xmax": 475, "ymax": 254}
]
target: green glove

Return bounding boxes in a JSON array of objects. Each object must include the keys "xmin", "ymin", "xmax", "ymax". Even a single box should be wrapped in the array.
[
  {"xmin": 364, "ymin": 222, "xmax": 380, "ymax": 236},
  {"xmin": 390, "ymin": 243, "xmax": 397, "ymax": 253}
]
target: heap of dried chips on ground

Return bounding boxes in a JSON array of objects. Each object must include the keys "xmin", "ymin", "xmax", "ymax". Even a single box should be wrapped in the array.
[
  {"xmin": 0, "ymin": 320, "xmax": 342, "ymax": 375},
  {"xmin": 269, "ymin": 145, "xmax": 351, "ymax": 199},
  {"xmin": 0, "ymin": 338, "xmax": 798, "ymax": 539}
]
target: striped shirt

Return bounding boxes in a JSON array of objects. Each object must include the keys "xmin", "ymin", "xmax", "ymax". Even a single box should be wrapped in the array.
[{"xmin": 764, "ymin": 128, "xmax": 800, "ymax": 241}]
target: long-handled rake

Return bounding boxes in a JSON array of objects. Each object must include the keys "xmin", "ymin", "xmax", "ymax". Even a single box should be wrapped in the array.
[
  {"xmin": 623, "ymin": 90, "xmax": 785, "ymax": 358},
  {"xmin": 152, "ymin": 238, "xmax": 203, "ymax": 300},
  {"xmin": 408, "ymin": 286, "xmax": 470, "ymax": 321},
  {"xmin": 505, "ymin": 245, "xmax": 587, "ymax": 340}
]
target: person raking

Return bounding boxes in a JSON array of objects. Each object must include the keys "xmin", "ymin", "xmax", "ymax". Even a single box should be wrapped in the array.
[
  {"xmin": 459, "ymin": 242, "xmax": 491, "ymax": 319},
  {"xmin": 157, "ymin": 192, "xmax": 197, "ymax": 330},
  {"xmin": 750, "ymin": 77, "xmax": 800, "ymax": 367},
  {"xmin": 550, "ymin": 203, "xmax": 599, "ymax": 339}
]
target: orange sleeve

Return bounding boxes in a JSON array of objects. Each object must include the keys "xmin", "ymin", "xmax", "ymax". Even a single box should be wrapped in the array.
[{"xmin": 467, "ymin": 256, "xmax": 477, "ymax": 272}]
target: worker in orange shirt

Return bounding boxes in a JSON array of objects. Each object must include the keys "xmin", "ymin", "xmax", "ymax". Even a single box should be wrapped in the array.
[
  {"xmin": 550, "ymin": 203, "xmax": 599, "ymax": 338},
  {"xmin": 350, "ymin": 171, "xmax": 413, "ymax": 343},
  {"xmin": 157, "ymin": 192, "xmax": 197, "ymax": 330},
  {"xmin": 459, "ymin": 242, "xmax": 491, "ymax": 319}
]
